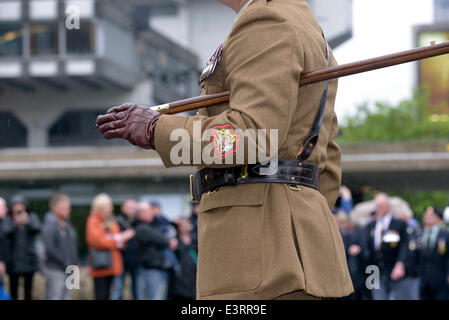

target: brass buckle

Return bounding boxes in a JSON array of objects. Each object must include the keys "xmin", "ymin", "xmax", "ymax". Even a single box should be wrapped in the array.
[
  {"xmin": 240, "ymin": 165, "xmax": 248, "ymax": 180},
  {"xmin": 288, "ymin": 184, "xmax": 301, "ymax": 191},
  {"xmin": 190, "ymin": 175, "xmax": 199, "ymax": 202}
]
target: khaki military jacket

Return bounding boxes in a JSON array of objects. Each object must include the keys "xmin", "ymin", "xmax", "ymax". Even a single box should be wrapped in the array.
[{"xmin": 154, "ymin": 0, "xmax": 354, "ymax": 299}]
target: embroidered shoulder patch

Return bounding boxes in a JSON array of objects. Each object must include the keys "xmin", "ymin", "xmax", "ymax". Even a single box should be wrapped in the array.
[{"xmin": 211, "ymin": 124, "xmax": 240, "ymax": 158}]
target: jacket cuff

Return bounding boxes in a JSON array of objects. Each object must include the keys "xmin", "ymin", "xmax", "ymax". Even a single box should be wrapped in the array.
[{"xmin": 154, "ymin": 114, "xmax": 189, "ymax": 168}]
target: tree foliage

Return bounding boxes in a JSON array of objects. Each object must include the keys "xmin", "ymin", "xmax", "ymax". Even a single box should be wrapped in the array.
[{"xmin": 337, "ymin": 87, "xmax": 449, "ymax": 143}]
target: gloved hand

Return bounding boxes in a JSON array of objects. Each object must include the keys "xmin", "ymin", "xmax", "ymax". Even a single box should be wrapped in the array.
[{"xmin": 96, "ymin": 103, "xmax": 161, "ymax": 149}]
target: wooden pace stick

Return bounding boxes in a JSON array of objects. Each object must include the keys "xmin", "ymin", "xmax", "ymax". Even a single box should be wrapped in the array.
[{"xmin": 151, "ymin": 41, "xmax": 449, "ymax": 115}]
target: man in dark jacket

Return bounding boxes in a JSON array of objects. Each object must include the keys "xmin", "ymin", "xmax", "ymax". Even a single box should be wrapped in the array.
[
  {"xmin": 3, "ymin": 195, "xmax": 41, "ymax": 300},
  {"xmin": 42, "ymin": 193, "xmax": 78, "ymax": 300},
  {"xmin": 362, "ymin": 193, "xmax": 409, "ymax": 300},
  {"xmin": 135, "ymin": 202, "xmax": 177, "ymax": 300},
  {"xmin": 111, "ymin": 198, "xmax": 139, "ymax": 300},
  {"xmin": 418, "ymin": 207, "xmax": 449, "ymax": 300},
  {"xmin": 169, "ymin": 218, "xmax": 197, "ymax": 300},
  {"xmin": 336, "ymin": 212, "xmax": 371, "ymax": 300},
  {"xmin": 0, "ymin": 197, "xmax": 7, "ymax": 278}
]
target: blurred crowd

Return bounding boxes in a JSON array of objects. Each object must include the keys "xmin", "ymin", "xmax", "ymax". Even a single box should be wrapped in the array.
[
  {"xmin": 0, "ymin": 193, "xmax": 199, "ymax": 300},
  {"xmin": 0, "ymin": 187, "xmax": 449, "ymax": 300},
  {"xmin": 334, "ymin": 186, "xmax": 449, "ymax": 300}
]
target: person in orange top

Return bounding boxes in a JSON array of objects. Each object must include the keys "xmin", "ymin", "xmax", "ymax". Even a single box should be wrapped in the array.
[{"xmin": 86, "ymin": 193, "xmax": 135, "ymax": 300}]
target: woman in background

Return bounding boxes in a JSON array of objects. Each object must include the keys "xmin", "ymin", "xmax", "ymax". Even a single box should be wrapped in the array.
[
  {"xmin": 86, "ymin": 193, "xmax": 135, "ymax": 300},
  {"xmin": 3, "ymin": 195, "xmax": 41, "ymax": 300}
]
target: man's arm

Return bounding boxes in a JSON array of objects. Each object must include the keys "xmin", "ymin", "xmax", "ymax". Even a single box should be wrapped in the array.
[
  {"xmin": 154, "ymin": 7, "xmax": 303, "ymax": 167},
  {"xmin": 42, "ymin": 222, "xmax": 67, "ymax": 269}
]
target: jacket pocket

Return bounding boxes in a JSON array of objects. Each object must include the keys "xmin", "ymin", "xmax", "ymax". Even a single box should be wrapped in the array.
[{"xmin": 197, "ymin": 183, "xmax": 266, "ymax": 297}]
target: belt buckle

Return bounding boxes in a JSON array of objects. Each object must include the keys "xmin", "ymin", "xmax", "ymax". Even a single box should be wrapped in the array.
[{"xmin": 190, "ymin": 175, "xmax": 200, "ymax": 202}]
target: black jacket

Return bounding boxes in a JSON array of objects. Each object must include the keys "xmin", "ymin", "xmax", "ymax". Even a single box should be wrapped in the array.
[
  {"xmin": 42, "ymin": 213, "xmax": 78, "ymax": 272},
  {"xmin": 169, "ymin": 238, "xmax": 197, "ymax": 299},
  {"xmin": 135, "ymin": 221, "xmax": 170, "ymax": 270},
  {"xmin": 418, "ymin": 228, "xmax": 449, "ymax": 292},
  {"xmin": 3, "ymin": 213, "xmax": 41, "ymax": 274},
  {"xmin": 0, "ymin": 218, "xmax": 5, "ymax": 262},
  {"xmin": 363, "ymin": 217, "xmax": 409, "ymax": 275},
  {"xmin": 341, "ymin": 229, "xmax": 367, "ymax": 291},
  {"xmin": 116, "ymin": 213, "xmax": 139, "ymax": 267}
]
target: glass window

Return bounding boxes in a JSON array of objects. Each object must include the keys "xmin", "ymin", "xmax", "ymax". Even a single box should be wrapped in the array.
[
  {"xmin": 0, "ymin": 112, "xmax": 27, "ymax": 148},
  {"xmin": 66, "ymin": 20, "xmax": 95, "ymax": 54},
  {"xmin": 0, "ymin": 23, "xmax": 23, "ymax": 56},
  {"xmin": 30, "ymin": 21, "xmax": 58, "ymax": 55}
]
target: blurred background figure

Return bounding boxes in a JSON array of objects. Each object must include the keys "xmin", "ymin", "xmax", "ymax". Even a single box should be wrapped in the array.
[
  {"xmin": 363, "ymin": 193, "xmax": 409, "ymax": 300},
  {"xmin": 335, "ymin": 186, "xmax": 354, "ymax": 214},
  {"xmin": 150, "ymin": 201, "xmax": 180, "ymax": 275},
  {"xmin": 86, "ymin": 193, "xmax": 135, "ymax": 300},
  {"xmin": 0, "ymin": 197, "xmax": 8, "ymax": 300},
  {"xmin": 418, "ymin": 206, "xmax": 449, "ymax": 300},
  {"xmin": 0, "ymin": 197, "xmax": 7, "ymax": 277},
  {"xmin": 42, "ymin": 193, "xmax": 78, "ymax": 300},
  {"xmin": 336, "ymin": 211, "xmax": 370, "ymax": 300},
  {"xmin": 189, "ymin": 202, "xmax": 199, "ymax": 253},
  {"xmin": 169, "ymin": 218, "xmax": 197, "ymax": 300},
  {"xmin": 111, "ymin": 198, "xmax": 139, "ymax": 300},
  {"xmin": 443, "ymin": 199, "xmax": 449, "ymax": 226},
  {"xmin": 3, "ymin": 195, "xmax": 41, "ymax": 300},
  {"xmin": 135, "ymin": 201, "xmax": 177, "ymax": 300},
  {"xmin": 396, "ymin": 209, "xmax": 421, "ymax": 300}
]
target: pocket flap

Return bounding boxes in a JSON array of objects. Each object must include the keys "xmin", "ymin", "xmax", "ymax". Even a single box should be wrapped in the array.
[{"xmin": 199, "ymin": 183, "xmax": 266, "ymax": 213}]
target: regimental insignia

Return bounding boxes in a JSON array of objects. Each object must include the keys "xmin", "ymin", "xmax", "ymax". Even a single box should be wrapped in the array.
[
  {"xmin": 438, "ymin": 239, "xmax": 446, "ymax": 255},
  {"xmin": 199, "ymin": 44, "xmax": 223, "ymax": 85},
  {"xmin": 409, "ymin": 240, "xmax": 417, "ymax": 251},
  {"xmin": 211, "ymin": 124, "xmax": 240, "ymax": 158}
]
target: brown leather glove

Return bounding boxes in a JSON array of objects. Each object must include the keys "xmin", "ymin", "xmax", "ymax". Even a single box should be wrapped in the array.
[{"xmin": 96, "ymin": 103, "xmax": 161, "ymax": 149}]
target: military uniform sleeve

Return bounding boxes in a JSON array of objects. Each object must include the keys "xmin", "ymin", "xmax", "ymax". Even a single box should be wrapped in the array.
[
  {"xmin": 154, "ymin": 7, "xmax": 303, "ymax": 168},
  {"xmin": 319, "ymin": 111, "xmax": 342, "ymax": 209}
]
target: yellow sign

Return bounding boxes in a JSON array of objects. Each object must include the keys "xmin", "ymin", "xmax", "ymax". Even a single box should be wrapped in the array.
[{"xmin": 418, "ymin": 31, "xmax": 449, "ymax": 114}]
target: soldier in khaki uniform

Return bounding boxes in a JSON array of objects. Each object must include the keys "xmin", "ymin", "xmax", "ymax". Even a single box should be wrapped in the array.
[{"xmin": 97, "ymin": 0, "xmax": 354, "ymax": 300}]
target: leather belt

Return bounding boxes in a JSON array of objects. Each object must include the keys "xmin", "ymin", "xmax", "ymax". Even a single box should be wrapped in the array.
[{"xmin": 190, "ymin": 159, "xmax": 319, "ymax": 202}]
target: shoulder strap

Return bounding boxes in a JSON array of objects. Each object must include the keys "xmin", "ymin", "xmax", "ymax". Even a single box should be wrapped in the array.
[{"xmin": 296, "ymin": 36, "xmax": 331, "ymax": 163}]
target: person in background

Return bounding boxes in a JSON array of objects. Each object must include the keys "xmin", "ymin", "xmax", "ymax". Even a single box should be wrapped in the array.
[
  {"xmin": 86, "ymin": 193, "xmax": 135, "ymax": 300},
  {"xmin": 0, "ymin": 197, "xmax": 7, "ymax": 280},
  {"xmin": 335, "ymin": 212, "xmax": 369, "ymax": 300},
  {"xmin": 338, "ymin": 186, "xmax": 354, "ymax": 214},
  {"xmin": 362, "ymin": 193, "xmax": 409, "ymax": 300},
  {"xmin": 42, "ymin": 193, "xmax": 78, "ymax": 300},
  {"xmin": 111, "ymin": 198, "xmax": 139, "ymax": 300},
  {"xmin": 150, "ymin": 201, "xmax": 180, "ymax": 274},
  {"xmin": 169, "ymin": 218, "xmax": 197, "ymax": 300},
  {"xmin": 135, "ymin": 202, "xmax": 178, "ymax": 300},
  {"xmin": 3, "ymin": 195, "xmax": 41, "ymax": 300},
  {"xmin": 418, "ymin": 207, "xmax": 449, "ymax": 300},
  {"xmin": 396, "ymin": 210, "xmax": 421, "ymax": 300},
  {"xmin": 443, "ymin": 200, "xmax": 449, "ymax": 226},
  {"xmin": 189, "ymin": 202, "xmax": 199, "ymax": 253}
]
